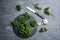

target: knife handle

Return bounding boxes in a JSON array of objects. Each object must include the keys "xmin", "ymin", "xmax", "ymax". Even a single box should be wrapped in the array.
[{"xmin": 35, "ymin": 13, "xmax": 45, "ymax": 19}]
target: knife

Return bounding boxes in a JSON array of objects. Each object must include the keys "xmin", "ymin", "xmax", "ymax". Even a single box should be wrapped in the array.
[{"xmin": 26, "ymin": 6, "xmax": 48, "ymax": 25}]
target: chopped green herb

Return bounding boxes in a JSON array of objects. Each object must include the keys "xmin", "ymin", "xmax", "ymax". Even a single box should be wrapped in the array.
[
  {"xmin": 30, "ymin": 20, "xmax": 37, "ymax": 27},
  {"xmin": 18, "ymin": 17, "xmax": 26, "ymax": 24},
  {"xmin": 24, "ymin": 12, "xmax": 30, "ymax": 20},
  {"xmin": 11, "ymin": 12, "xmax": 37, "ymax": 38},
  {"xmin": 44, "ymin": 7, "xmax": 51, "ymax": 15},
  {"xmin": 34, "ymin": 3, "xmax": 41, "ymax": 10},
  {"xmin": 39, "ymin": 27, "xmax": 47, "ymax": 32},
  {"xmin": 16, "ymin": 5, "xmax": 22, "ymax": 11},
  {"xmin": 44, "ymin": 27, "xmax": 47, "ymax": 31},
  {"xmin": 18, "ymin": 24, "xmax": 31, "ymax": 37},
  {"xmin": 39, "ymin": 28, "xmax": 45, "ymax": 32},
  {"xmin": 11, "ymin": 20, "xmax": 19, "ymax": 26}
]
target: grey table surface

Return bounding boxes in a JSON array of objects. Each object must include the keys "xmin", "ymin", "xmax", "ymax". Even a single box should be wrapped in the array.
[{"xmin": 0, "ymin": 0, "xmax": 60, "ymax": 40}]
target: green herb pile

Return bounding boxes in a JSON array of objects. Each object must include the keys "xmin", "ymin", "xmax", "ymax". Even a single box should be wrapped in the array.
[
  {"xmin": 44, "ymin": 7, "xmax": 51, "ymax": 15},
  {"xmin": 11, "ymin": 12, "xmax": 37, "ymax": 38},
  {"xmin": 24, "ymin": 12, "xmax": 30, "ymax": 20},
  {"xmin": 30, "ymin": 20, "xmax": 37, "ymax": 27},
  {"xmin": 16, "ymin": 5, "xmax": 22, "ymax": 11},
  {"xmin": 11, "ymin": 20, "xmax": 19, "ymax": 26},
  {"xmin": 34, "ymin": 3, "xmax": 41, "ymax": 10},
  {"xmin": 39, "ymin": 27, "xmax": 47, "ymax": 32},
  {"xmin": 18, "ymin": 24, "xmax": 31, "ymax": 37},
  {"xmin": 18, "ymin": 17, "xmax": 26, "ymax": 24}
]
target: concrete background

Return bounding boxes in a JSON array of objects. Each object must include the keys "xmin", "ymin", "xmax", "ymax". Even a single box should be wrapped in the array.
[{"xmin": 0, "ymin": 0, "xmax": 60, "ymax": 40}]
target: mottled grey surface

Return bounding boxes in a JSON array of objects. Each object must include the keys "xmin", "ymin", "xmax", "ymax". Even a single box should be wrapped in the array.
[{"xmin": 0, "ymin": 0, "xmax": 60, "ymax": 40}]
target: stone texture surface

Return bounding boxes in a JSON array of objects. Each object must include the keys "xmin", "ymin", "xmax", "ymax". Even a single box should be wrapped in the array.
[{"xmin": 0, "ymin": 0, "xmax": 60, "ymax": 40}]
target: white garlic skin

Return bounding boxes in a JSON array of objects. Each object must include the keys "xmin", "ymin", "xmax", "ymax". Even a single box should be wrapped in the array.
[{"xmin": 42, "ymin": 19, "xmax": 48, "ymax": 25}]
